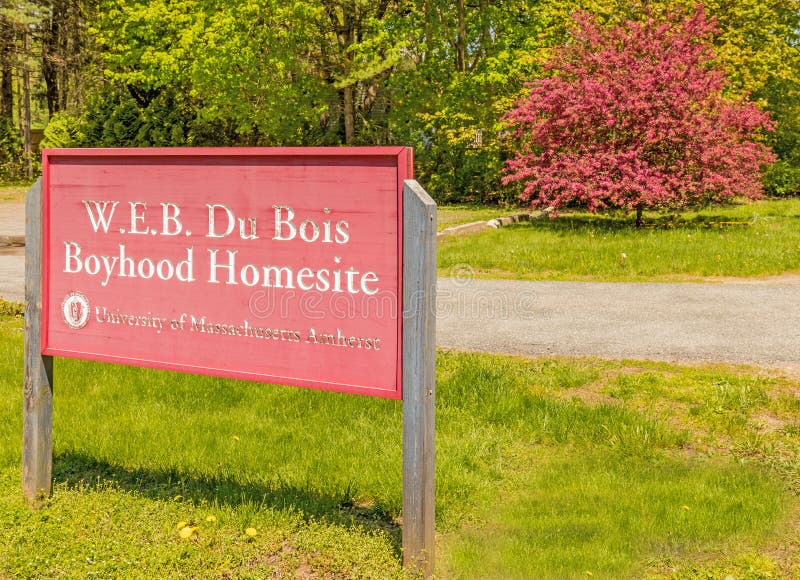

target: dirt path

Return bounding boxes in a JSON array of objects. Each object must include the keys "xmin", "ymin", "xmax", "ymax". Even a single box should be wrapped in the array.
[{"xmin": 0, "ymin": 203, "xmax": 24, "ymax": 236}]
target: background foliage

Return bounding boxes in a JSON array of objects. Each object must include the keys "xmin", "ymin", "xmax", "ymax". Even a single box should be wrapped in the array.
[{"xmin": 2, "ymin": 0, "xmax": 799, "ymax": 202}]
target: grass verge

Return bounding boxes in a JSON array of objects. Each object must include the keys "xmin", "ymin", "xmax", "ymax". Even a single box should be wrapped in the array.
[
  {"xmin": 438, "ymin": 198, "xmax": 800, "ymax": 281},
  {"xmin": 0, "ymin": 305, "xmax": 797, "ymax": 577},
  {"xmin": 437, "ymin": 204, "xmax": 509, "ymax": 231},
  {"xmin": 0, "ymin": 184, "xmax": 31, "ymax": 202}
]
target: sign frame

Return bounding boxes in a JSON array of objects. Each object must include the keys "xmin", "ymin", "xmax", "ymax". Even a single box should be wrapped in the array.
[
  {"xmin": 40, "ymin": 147, "xmax": 411, "ymax": 400},
  {"xmin": 23, "ymin": 149, "xmax": 436, "ymax": 576}
]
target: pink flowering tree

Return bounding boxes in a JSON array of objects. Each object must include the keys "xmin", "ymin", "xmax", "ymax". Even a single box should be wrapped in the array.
[{"xmin": 503, "ymin": 6, "xmax": 776, "ymax": 227}]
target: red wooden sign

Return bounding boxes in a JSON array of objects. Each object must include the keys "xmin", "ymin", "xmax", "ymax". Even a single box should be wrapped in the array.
[{"xmin": 41, "ymin": 147, "xmax": 412, "ymax": 399}]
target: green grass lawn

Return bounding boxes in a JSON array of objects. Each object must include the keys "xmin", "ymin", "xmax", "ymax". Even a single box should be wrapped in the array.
[
  {"xmin": 0, "ymin": 306, "xmax": 798, "ymax": 577},
  {"xmin": 438, "ymin": 198, "xmax": 800, "ymax": 282},
  {"xmin": 437, "ymin": 204, "xmax": 509, "ymax": 231}
]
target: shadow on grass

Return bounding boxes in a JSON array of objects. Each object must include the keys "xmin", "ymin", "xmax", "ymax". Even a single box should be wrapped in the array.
[
  {"xmin": 51, "ymin": 450, "xmax": 402, "ymax": 554},
  {"xmin": 519, "ymin": 212, "xmax": 766, "ymax": 234}
]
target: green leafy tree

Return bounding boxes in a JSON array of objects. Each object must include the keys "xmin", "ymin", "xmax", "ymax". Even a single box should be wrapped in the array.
[
  {"xmin": 64, "ymin": 0, "xmax": 554, "ymax": 199},
  {"xmin": 389, "ymin": 0, "xmax": 546, "ymax": 202},
  {"xmin": 89, "ymin": 0, "xmax": 412, "ymax": 146}
]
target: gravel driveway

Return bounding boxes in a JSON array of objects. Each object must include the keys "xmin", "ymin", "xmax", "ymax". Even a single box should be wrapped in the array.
[{"xmin": 437, "ymin": 277, "xmax": 800, "ymax": 372}]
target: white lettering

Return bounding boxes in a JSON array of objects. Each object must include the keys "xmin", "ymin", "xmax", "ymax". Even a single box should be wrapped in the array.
[
  {"xmin": 273, "ymin": 205, "xmax": 296, "ymax": 241},
  {"xmin": 262, "ymin": 266, "xmax": 294, "ymax": 289},
  {"xmin": 241, "ymin": 264, "xmax": 259, "ymax": 286},
  {"xmin": 64, "ymin": 243, "xmax": 194, "ymax": 285},
  {"xmin": 84, "ymin": 254, "xmax": 100, "ymax": 275},
  {"xmin": 176, "ymin": 248, "xmax": 195, "ymax": 282},
  {"xmin": 64, "ymin": 241, "xmax": 81, "ymax": 273},
  {"xmin": 299, "ymin": 219, "xmax": 320, "ymax": 243},
  {"xmin": 207, "ymin": 204, "xmax": 235, "ymax": 238},
  {"xmin": 239, "ymin": 217, "xmax": 258, "ymax": 240},
  {"xmin": 156, "ymin": 259, "xmax": 174, "ymax": 280},
  {"xmin": 83, "ymin": 201, "xmax": 119, "ymax": 233},
  {"xmin": 296, "ymin": 267, "xmax": 314, "ymax": 290},
  {"xmin": 100, "ymin": 255, "xmax": 119, "ymax": 287},
  {"xmin": 129, "ymin": 202, "xmax": 150, "ymax": 235},
  {"xmin": 119, "ymin": 243, "xmax": 134, "ymax": 277},
  {"xmin": 137, "ymin": 258, "xmax": 155, "ymax": 279},
  {"xmin": 161, "ymin": 202, "xmax": 182, "ymax": 236},
  {"xmin": 208, "ymin": 249, "xmax": 238, "ymax": 284},
  {"xmin": 335, "ymin": 220, "xmax": 350, "ymax": 244},
  {"xmin": 361, "ymin": 271, "xmax": 379, "ymax": 295}
]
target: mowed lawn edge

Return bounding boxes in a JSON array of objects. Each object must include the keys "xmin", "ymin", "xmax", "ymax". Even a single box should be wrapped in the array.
[
  {"xmin": 0, "ymin": 184, "xmax": 29, "ymax": 202},
  {"xmin": 438, "ymin": 198, "xmax": 800, "ymax": 282},
  {"xmin": 0, "ymin": 307, "xmax": 798, "ymax": 577}
]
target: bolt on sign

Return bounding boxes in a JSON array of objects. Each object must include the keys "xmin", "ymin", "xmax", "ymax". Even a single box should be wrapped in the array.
[{"xmin": 24, "ymin": 148, "xmax": 436, "ymax": 576}]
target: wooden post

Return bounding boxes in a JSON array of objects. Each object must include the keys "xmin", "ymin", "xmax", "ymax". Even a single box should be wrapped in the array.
[
  {"xmin": 402, "ymin": 180, "xmax": 436, "ymax": 576},
  {"xmin": 23, "ymin": 178, "xmax": 54, "ymax": 507}
]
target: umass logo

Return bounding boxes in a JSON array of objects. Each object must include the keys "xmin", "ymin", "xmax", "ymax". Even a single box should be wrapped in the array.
[{"xmin": 61, "ymin": 291, "xmax": 90, "ymax": 330}]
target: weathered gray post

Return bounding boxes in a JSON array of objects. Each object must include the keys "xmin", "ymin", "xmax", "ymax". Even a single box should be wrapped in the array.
[
  {"xmin": 23, "ymin": 178, "xmax": 54, "ymax": 507},
  {"xmin": 402, "ymin": 180, "xmax": 436, "ymax": 576}
]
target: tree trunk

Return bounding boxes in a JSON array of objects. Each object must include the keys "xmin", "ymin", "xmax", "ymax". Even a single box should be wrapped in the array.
[
  {"xmin": 0, "ymin": 26, "xmax": 13, "ymax": 120},
  {"xmin": 474, "ymin": 0, "xmax": 490, "ymax": 68},
  {"xmin": 455, "ymin": 0, "xmax": 466, "ymax": 72},
  {"xmin": 343, "ymin": 85, "xmax": 355, "ymax": 145},
  {"xmin": 325, "ymin": 1, "xmax": 356, "ymax": 145},
  {"xmin": 58, "ymin": 0, "xmax": 71, "ymax": 111},
  {"xmin": 635, "ymin": 206, "xmax": 644, "ymax": 228},
  {"xmin": 22, "ymin": 31, "xmax": 32, "ymax": 180},
  {"xmin": 479, "ymin": 0, "xmax": 490, "ymax": 45},
  {"xmin": 0, "ymin": 64, "xmax": 12, "ymax": 119},
  {"xmin": 42, "ymin": 1, "xmax": 62, "ymax": 116}
]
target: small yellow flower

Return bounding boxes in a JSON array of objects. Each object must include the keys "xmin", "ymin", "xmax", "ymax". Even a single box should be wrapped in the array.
[
  {"xmin": 176, "ymin": 521, "xmax": 188, "ymax": 530},
  {"xmin": 206, "ymin": 515, "xmax": 217, "ymax": 523},
  {"xmin": 245, "ymin": 527, "xmax": 258, "ymax": 537},
  {"xmin": 682, "ymin": 505, "xmax": 690, "ymax": 511},
  {"xmin": 586, "ymin": 572, "xmax": 593, "ymax": 577},
  {"xmin": 179, "ymin": 526, "xmax": 197, "ymax": 539},
  {"xmin": 232, "ymin": 435, "xmax": 240, "ymax": 442}
]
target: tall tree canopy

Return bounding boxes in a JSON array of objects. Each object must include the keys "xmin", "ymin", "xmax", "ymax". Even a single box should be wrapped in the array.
[
  {"xmin": 79, "ymin": 0, "xmax": 550, "ymax": 200},
  {"xmin": 90, "ymin": 0, "xmax": 409, "ymax": 146},
  {"xmin": 4, "ymin": 0, "xmax": 799, "ymax": 200}
]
